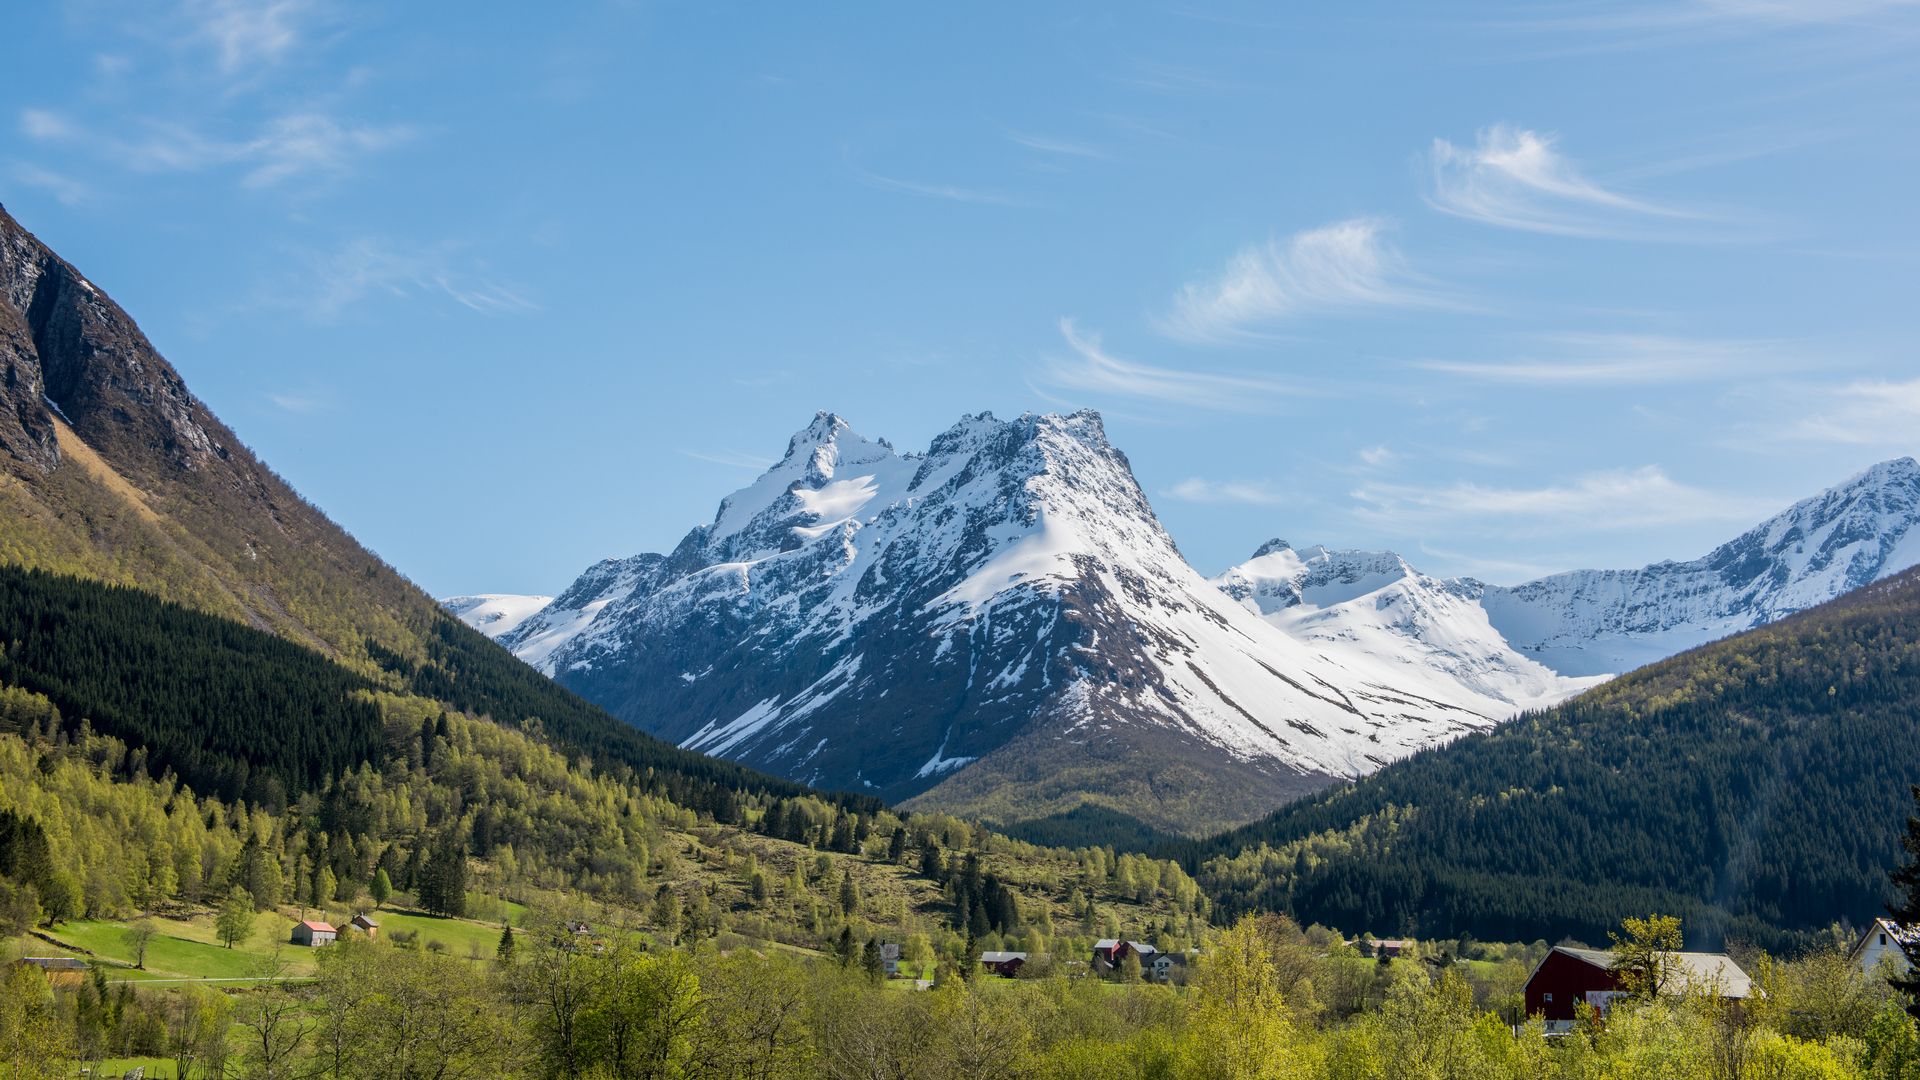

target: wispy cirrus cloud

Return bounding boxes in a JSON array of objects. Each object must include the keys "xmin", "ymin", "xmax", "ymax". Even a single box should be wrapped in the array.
[
  {"xmin": 294, "ymin": 237, "xmax": 536, "ymax": 319},
  {"xmin": 184, "ymin": 0, "xmax": 318, "ymax": 73},
  {"xmin": 677, "ymin": 448, "xmax": 777, "ymax": 469},
  {"xmin": 20, "ymin": 107, "xmax": 410, "ymax": 187},
  {"xmin": 1353, "ymin": 466, "xmax": 1775, "ymax": 532},
  {"xmin": 11, "ymin": 163, "xmax": 92, "ymax": 205},
  {"xmin": 1787, "ymin": 377, "xmax": 1920, "ymax": 445},
  {"xmin": 1160, "ymin": 217, "xmax": 1435, "ymax": 342},
  {"xmin": 1007, "ymin": 132, "xmax": 1106, "ymax": 158},
  {"xmin": 1426, "ymin": 125, "xmax": 1694, "ymax": 238},
  {"xmin": 1416, "ymin": 333, "xmax": 1786, "ymax": 385},
  {"xmin": 1035, "ymin": 319, "xmax": 1290, "ymax": 411},
  {"xmin": 847, "ymin": 161, "xmax": 1027, "ymax": 206},
  {"xmin": 1164, "ymin": 478, "xmax": 1287, "ymax": 505}
]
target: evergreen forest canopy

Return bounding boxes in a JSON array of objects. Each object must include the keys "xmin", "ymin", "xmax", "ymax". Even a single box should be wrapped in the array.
[
  {"xmin": 1163, "ymin": 564, "xmax": 1920, "ymax": 953},
  {"xmin": 0, "ymin": 564, "xmax": 876, "ymax": 817}
]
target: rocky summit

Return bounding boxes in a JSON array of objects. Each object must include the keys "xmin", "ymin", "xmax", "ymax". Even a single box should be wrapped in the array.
[{"xmin": 486, "ymin": 411, "xmax": 1512, "ymax": 834}]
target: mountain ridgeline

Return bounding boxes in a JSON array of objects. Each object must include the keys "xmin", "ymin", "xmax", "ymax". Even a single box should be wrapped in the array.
[
  {"xmin": 1164, "ymin": 563, "xmax": 1920, "ymax": 952},
  {"xmin": 0, "ymin": 201, "xmax": 875, "ymax": 816},
  {"xmin": 487, "ymin": 412, "xmax": 1525, "ymax": 836}
]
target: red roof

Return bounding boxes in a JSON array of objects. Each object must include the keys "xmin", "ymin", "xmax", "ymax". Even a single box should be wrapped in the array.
[{"xmin": 299, "ymin": 921, "xmax": 335, "ymax": 932}]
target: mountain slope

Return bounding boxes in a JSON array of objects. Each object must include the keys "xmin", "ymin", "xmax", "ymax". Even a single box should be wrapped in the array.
[
  {"xmin": 1483, "ymin": 457, "xmax": 1920, "ymax": 676},
  {"xmin": 444, "ymin": 594, "xmax": 554, "ymax": 641},
  {"xmin": 1211, "ymin": 541, "xmax": 1607, "ymax": 714},
  {"xmin": 1205, "ymin": 458, "xmax": 1920, "ymax": 707},
  {"xmin": 1168, "ymin": 563, "xmax": 1920, "ymax": 952},
  {"xmin": 0, "ymin": 202, "xmax": 859, "ymax": 809},
  {"xmin": 489, "ymin": 411, "xmax": 1509, "ymax": 834}
]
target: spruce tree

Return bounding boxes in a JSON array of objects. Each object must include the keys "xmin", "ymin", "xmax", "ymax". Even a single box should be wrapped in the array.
[
  {"xmin": 887, "ymin": 828, "xmax": 907, "ymax": 864},
  {"xmin": 1887, "ymin": 783, "xmax": 1920, "ymax": 1012},
  {"xmin": 837, "ymin": 926, "xmax": 857, "ymax": 968},
  {"xmin": 497, "ymin": 923, "xmax": 516, "ymax": 963},
  {"xmin": 862, "ymin": 938, "xmax": 884, "ymax": 982}
]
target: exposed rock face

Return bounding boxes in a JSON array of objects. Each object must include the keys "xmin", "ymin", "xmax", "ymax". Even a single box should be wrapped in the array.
[{"xmin": 495, "ymin": 411, "xmax": 1503, "ymax": 833}]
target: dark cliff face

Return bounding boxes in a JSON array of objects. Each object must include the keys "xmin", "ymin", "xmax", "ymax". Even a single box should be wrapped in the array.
[{"xmin": 0, "ymin": 203, "xmax": 446, "ymax": 660}]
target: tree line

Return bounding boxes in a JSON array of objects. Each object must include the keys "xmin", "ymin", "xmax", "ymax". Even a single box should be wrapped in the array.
[{"xmin": 1161, "ymin": 564, "xmax": 1920, "ymax": 952}]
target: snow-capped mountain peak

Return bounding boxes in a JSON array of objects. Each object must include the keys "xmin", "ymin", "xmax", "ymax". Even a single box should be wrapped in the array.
[
  {"xmin": 1483, "ymin": 456, "xmax": 1920, "ymax": 676},
  {"xmin": 476, "ymin": 410, "xmax": 1515, "ymax": 833}
]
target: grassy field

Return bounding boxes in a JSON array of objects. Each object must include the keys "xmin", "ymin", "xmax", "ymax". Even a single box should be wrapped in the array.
[
  {"xmin": 50, "ymin": 920, "xmax": 303, "ymax": 981},
  {"xmin": 12, "ymin": 899, "xmax": 534, "ymax": 984}
]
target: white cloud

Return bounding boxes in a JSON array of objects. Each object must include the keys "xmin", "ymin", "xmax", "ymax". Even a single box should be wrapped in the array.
[
  {"xmin": 1353, "ymin": 466, "xmax": 1776, "ymax": 532},
  {"xmin": 183, "ymin": 0, "xmax": 316, "ymax": 73},
  {"xmin": 849, "ymin": 164, "xmax": 1025, "ymax": 205},
  {"xmin": 12, "ymin": 164, "xmax": 91, "ymax": 205},
  {"xmin": 1416, "ymin": 333, "xmax": 1782, "ymax": 385},
  {"xmin": 267, "ymin": 392, "xmax": 327, "ymax": 413},
  {"xmin": 677, "ymin": 449, "xmax": 778, "ymax": 469},
  {"xmin": 241, "ymin": 113, "xmax": 411, "ymax": 186},
  {"xmin": 1007, "ymin": 133, "xmax": 1104, "ymax": 157},
  {"xmin": 300, "ymin": 238, "xmax": 536, "ymax": 319},
  {"xmin": 1788, "ymin": 377, "xmax": 1920, "ymax": 444},
  {"xmin": 1165, "ymin": 478, "xmax": 1287, "ymax": 505},
  {"xmin": 1426, "ymin": 125, "xmax": 1689, "ymax": 237},
  {"xmin": 1358, "ymin": 445, "xmax": 1394, "ymax": 466},
  {"xmin": 1035, "ymin": 319, "xmax": 1290, "ymax": 411},
  {"xmin": 19, "ymin": 107, "xmax": 409, "ymax": 187},
  {"xmin": 1160, "ymin": 217, "xmax": 1429, "ymax": 342}
]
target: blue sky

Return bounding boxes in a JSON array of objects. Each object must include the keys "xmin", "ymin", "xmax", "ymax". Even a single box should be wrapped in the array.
[{"xmin": 4, "ymin": 0, "xmax": 1918, "ymax": 597}]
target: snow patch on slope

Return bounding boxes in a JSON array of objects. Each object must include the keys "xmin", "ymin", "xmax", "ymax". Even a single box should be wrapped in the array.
[{"xmin": 440, "ymin": 594, "xmax": 554, "ymax": 640}]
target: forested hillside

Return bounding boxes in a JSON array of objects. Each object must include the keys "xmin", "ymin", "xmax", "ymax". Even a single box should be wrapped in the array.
[
  {"xmin": 0, "ymin": 204, "xmax": 832, "ymax": 819},
  {"xmin": 1165, "ymin": 564, "xmax": 1920, "ymax": 952},
  {"xmin": 0, "ymin": 565, "xmax": 869, "ymax": 816}
]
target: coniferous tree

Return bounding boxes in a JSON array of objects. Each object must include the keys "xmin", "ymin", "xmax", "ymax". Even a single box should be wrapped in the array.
[
  {"xmin": 862, "ymin": 938, "xmax": 884, "ymax": 982},
  {"xmin": 497, "ymin": 923, "xmax": 516, "ymax": 963},
  {"xmin": 836, "ymin": 926, "xmax": 856, "ymax": 968},
  {"xmin": 887, "ymin": 828, "xmax": 907, "ymax": 864},
  {"xmin": 1887, "ymin": 784, "xmax": 1920, "ymax": 1012}
]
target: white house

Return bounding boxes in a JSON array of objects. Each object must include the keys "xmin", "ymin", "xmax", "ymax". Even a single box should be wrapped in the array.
[{"xmin": 1850, "ymin": 919, "xmax": 1915, "ymax": 976}]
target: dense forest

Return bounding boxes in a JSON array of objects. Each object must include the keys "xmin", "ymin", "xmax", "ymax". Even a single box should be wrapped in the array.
[
  {"xmin": 0, "ymin": 563, "xmax": 874, "ymax": 820},
  {"xmin": 366, "ymin": 613, "xmax": 881, "ymax": 814},
  {"xmin": 1163, "ymin": 565, "xmax": 1920, "ymax": 952},
  {"xmin": 0, "ymin": 564, "xmax": 386, "ymax": 803}
]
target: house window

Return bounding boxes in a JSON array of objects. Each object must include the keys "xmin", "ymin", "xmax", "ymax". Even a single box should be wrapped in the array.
[
  {"xmin": 1882, "ymin": 934, "xmax": 1889, "ymax": 946},
  {"xmin": 1542, "ymin": 993, "xmax": 1553, "ymax": 1002}
]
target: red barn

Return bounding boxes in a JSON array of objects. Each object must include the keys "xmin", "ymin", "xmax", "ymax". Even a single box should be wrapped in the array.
[
  {"xmin": 979, "ymin": 951, "xmax": 1028, "ymax": 977},
  {"xmin": 1523, "ymin": 946, "xmax": 1754, "ymax": 1033}
]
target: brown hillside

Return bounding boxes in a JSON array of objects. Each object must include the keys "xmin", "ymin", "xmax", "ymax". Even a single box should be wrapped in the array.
[{"xmin": 0, "ymin": 202, "xmax": 452, "ymax": 672}]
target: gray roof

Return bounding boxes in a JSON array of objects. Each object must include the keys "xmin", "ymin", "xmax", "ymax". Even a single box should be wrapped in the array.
[
  {"xmin": 1551, "ymin": 946, "xmax": 1755, "ymax": 998},
  {"xmin": 979, "ymin": 952, "xmax": 1029, "ymax": 963}
]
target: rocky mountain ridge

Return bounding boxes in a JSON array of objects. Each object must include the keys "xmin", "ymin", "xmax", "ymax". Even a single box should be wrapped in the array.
[
  {"xmin": 1215, "ymin": 457, "xmax": 1920, "ymax": 686},
  {"xmin": 477, "ymin": 411, "xmax": 1544, "ymax": 833}
]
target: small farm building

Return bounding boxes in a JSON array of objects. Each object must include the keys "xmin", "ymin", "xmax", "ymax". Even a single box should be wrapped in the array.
[
  {"xmin": 980, "ymin": 951, "xmax": 1028, "ymax": 977},
  {"xmin": 292, "ymin": 921, "xmax": 337, "ymax": 947},
  {"xmin": 1523, "ymin": 946, "xmax": 1754, "ymax": 1033}
]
